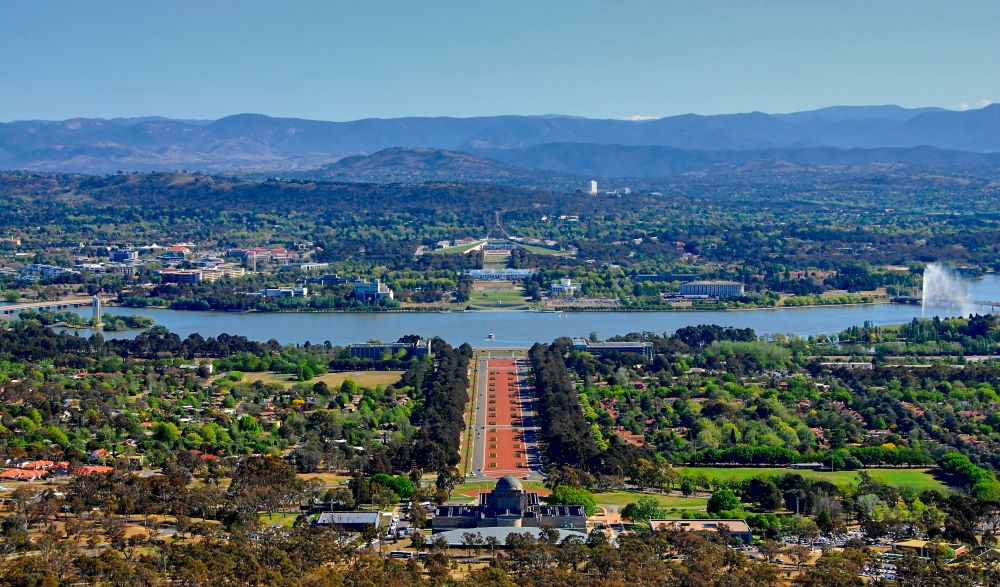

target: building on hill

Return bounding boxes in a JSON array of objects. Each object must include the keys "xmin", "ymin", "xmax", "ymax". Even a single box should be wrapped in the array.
[
  {"xmin": 348, "ymin": 339, "xmax": 432, "ymax": 360},
  {"xmin": 679, "ymin": 280, "xmax": 745, "ymax": 298},
  {"xmin": 353, "ymin": 279, "xmax": 394, "ymax": 303},
  {"xmin": 432, "ymin": 476, "xmax": 587, "ymax": 533},
  {"xmin": 649, "ymin": 519, "xmax": 753, "ymax": 545}
]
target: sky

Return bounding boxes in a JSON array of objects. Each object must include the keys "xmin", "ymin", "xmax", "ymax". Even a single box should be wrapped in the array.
[{"xmin": 1, "ymin": 0, "xmax": 998, "ymax": 121}]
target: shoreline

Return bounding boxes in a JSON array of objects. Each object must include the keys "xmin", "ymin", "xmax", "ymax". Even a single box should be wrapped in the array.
[{"xmin": 104, "ymin": 299, "xmax": 890, "ymax": 315}]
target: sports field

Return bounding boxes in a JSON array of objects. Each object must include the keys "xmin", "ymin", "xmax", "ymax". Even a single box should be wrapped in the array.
[{"xmin": 679, "ymin": 467, "xmax": 949, "ymax": 492}]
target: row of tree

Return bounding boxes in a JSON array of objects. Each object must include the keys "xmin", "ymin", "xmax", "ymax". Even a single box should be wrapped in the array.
[
  {"xmin": 529, "ymin": 342, "xmax": 599, "ymax": 469},
  {"xmin": 411, "ymin": 340, "xmax": 472, "ymax": 472}
]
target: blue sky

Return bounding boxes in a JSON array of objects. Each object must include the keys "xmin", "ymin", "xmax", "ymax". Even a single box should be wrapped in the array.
[{"xmin": 2, "ymin": 0, "xmax": 998, "ymax": 121}]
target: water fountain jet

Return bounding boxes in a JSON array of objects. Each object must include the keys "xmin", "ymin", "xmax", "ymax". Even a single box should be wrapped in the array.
[{"xmin": 922, "ymin": 262, "xmax": 972, "ymax": 317}]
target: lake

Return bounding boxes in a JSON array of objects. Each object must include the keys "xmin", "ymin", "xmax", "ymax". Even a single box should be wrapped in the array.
[{"xmin": 67, "ymin": 275, "xmax": 1000, "ymax": 347}]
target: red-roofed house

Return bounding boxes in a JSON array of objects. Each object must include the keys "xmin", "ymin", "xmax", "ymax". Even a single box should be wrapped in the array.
[
  {"xmin": 72, "ymin": 466, "xmax": 115, "ymax": 476},
  {"xmin": 0, "ymin": 469, "xmax": 47, "ymax": 481}
]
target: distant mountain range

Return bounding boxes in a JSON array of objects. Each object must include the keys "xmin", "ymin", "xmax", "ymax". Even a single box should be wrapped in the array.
[{"xmin": 2, "ymin": 105, "xmax": 1000, "ymax": 178}]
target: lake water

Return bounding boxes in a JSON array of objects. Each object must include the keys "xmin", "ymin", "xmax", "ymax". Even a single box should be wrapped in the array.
[{"xmin": 63, "ymin": 275, "xmax": 1000, "ymax": 347}]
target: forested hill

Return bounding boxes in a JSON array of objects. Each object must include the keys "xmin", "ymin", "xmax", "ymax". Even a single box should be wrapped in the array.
[
  {"xmin": 299, "ymin": 147, "xmax": 571, "ymax": 186},
  {"xmin": 0, "ymin": 171, "xmax": 588, "ymax": 216}
]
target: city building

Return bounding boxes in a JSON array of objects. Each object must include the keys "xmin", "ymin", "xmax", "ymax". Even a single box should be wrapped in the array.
[
  {"xmin": 432, "ymin": 476, "xmax": 587, "ymax": 533},
  {"xmin": 353, "ymin": 279, "xmax": 394, "ymax": 303},
  {"xmin": 73, "ymin": 262, "xmax": 136, "ymax": 277},
  {"xmin": 550, "ymin": 278, "xmax": 582, "ymax": 296},
  {"xmin": 463, "ymin": 268, "xmax": 536, "ymax": 281},
  {"xmin": 305, "ymin": 273, "xmax": 347, "ymax": 287},
  {"xmin": 679, "ymin": 280, "xmax": 745, "ymax": 298},
  {"xmin": 158, "ymin": 269, "xmax": 203, "ymax": 284},
  {"xmin": 648, "ymin": 519, "xmax": 753, "ymax": 545},
  {"xmin": 200, "ymin": 264, "xmax": 246, "ymax": 281},
  {"xmin": 348, "ymin": 339, "xmax": 432, "ymax": 360},
  {"xmin": 109, "ymin": 247, "xmax": 138, "ymax": 263},
  {"xmin": 588, "ymin": 180, "xmax": 598, "ymax": 195},
  {"xmin": 572, "ymin": 339, "xmax": 654, "ymax": 360},
  {"xmin": 279, "ymin": 262, "xmax": 330, "ymax": 272},
  {"xmin": 17, "ymin": 264, "xmax": 79, "ymax": 283},
  {"xmin": 260, "ymin": 287, "xmax": 308, "ymax": 298},
  {"xmin": 158, "ymin": 245, "xmax": 190, "ymax": 262}
]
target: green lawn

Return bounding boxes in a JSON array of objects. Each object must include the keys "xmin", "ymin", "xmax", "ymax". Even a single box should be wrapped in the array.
[
  {"xmin": 594, "ymin": 491, "xmax": 707, "ymax": 509},
  {"xmin": 259, "ymin": 512, "xmax": 300, "ymax": 528},
  {"xmin": 466, "ymin": 289, "xmax": 529, "ymax": 310},
  {"xmin": 679, "ymin": 467, "xmax": 949, "ymax": 492},
  {"xmin": 517, "ymin": 243, "xmax": 573, "ymax": 256},
  {"xmin": 428, "ymin": 241, "xmax": 484, "ymax": 255}
]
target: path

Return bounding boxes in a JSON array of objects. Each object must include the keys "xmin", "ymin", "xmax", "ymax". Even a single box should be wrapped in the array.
[{"xmin": 469, "ymin": 356, "xmax": 541, "ymax": 480}]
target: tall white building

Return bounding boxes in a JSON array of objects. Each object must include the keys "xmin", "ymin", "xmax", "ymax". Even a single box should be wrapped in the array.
[{"xmin": 588, "ymin": 180, "xmax": 598, "ymax": 195}]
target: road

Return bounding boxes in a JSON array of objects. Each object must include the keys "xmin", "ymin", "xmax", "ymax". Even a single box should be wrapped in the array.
[
  {"xmin": 0, "ymin": 296, "xmax": 97, "ymax": 316},
  {"xmin": 469, "ymin": 356, "xmax": 542, "ymax": 480}
]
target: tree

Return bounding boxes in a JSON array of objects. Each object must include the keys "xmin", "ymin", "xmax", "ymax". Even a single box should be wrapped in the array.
[
  {"xmin": 789, "ymin": 544, "xmax": 812, "ymax": 571},
  {"xmin": 227, "ymin": 456, "xmax": 301, "ymax": 515},
  {"xmin": 748, "ymin": 477, "xmax": 783, "ymax": 511},
  {"xmin": 707, "ymin": 488, "xmax": 741, "ymax": 516},
  {"xmin": 547, "ymin": 485, "xmax": 597, "ymax": 517},
  {"xmin": 408, "ymin": 497, "xmax": 427, "ymax": 529},
  {"xmin": 621, "ymin": 495, "xmax": 661, "ymax": 523},
  {"xmin": 435, "ymin": 467, "xmax": 463, "ymax": 499}
]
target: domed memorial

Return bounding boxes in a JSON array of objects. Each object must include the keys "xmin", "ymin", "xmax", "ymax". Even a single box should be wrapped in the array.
[{"xmin": 432, "ymin": 475, "xmax": 586, "ymax": 534}]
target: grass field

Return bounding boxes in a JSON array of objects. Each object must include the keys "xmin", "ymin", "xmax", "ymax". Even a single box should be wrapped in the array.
[
  {"xmin": 517, "ymin": 243, "xmax": 573, "ymax": 257},
  {"xmin": 679, "ymin": 467, "xmax": 949, "ymax": 492},
  {"xmin": 239, "ymin": 370, "xmax": 404, "ymax": 389},
  {"xmin": 466, "ymin": 288, "xmax": 529, "ymax": 310},
  {"xmin": 259, "ymin": 512, "xmax": 300, "ymax": 528},
  {"xmin": 592, "ymin": 492, "xmax": 707, "ymax": 509},
  {"xmin": 428, "ymin": 241, "xmax": 485, "ymax": 255}
]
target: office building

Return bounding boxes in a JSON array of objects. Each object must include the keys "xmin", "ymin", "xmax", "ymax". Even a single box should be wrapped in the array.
[
  {"xmin": 353, "ymin": 279, "xmax": 394, "ymax": 303},
  {"xmin": 550, "ymin": 278, "xmax": 582, "ymax": 296},
  {"xmin": 109, "ymin": 247, "xmax": 138, "ymax": 263},
  {"xmin": 588, "ymin": 180, "xmax": 598, "ymax": 195},
  {"xmin": 348, "ymin": 339, "xmax": 432, "ymax": 360},
  {"xmin": 158, "ymin": 269, "xmax": 203, "ymax": 284},
  {"xmin": 679, "ymin": 281, "xmax": 745, "ymax": 298},
  {"xmin": 260, "ymin": 287, "xmax": 308, "ymax": 298},
  {"xmin": 572, "ymin": 339, "xmax": 654, "ymax": 360},
  {"xmin": 17, "ymin": 264, "xmax": 79, "ymax": 283}
]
